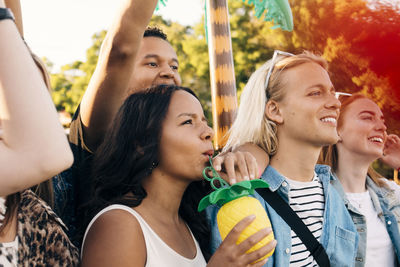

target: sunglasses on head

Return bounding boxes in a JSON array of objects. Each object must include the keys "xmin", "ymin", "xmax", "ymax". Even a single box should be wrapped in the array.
[
  {"xmin": 264, "ymin": 50, "xmax": 295, "ymax": 93},
  {"xmin": 335, "ymin": 92, "xmax": 352, "ymax": 101},
  {"xmin": 265, "ymin": 51, "xmax": 353, "ymax": 102}
]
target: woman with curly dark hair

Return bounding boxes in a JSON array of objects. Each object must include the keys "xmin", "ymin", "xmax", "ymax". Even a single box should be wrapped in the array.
[{"xmin": 81, "ymin": 84, "xmax": 275, "ymax": 267}]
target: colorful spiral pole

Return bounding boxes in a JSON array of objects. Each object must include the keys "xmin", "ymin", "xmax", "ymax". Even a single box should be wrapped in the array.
[{"xmin": 205, "ymin": 0, "xmax": 237, "ymax": 150}]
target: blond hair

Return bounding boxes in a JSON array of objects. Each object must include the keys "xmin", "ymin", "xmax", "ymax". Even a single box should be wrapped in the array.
[{"xmin": 224, "ymin": 51, "xmax": 328, "ymax": 155}]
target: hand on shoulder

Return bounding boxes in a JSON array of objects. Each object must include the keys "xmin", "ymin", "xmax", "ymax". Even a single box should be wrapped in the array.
[{"xmin": 211, "ymin": 143, "xmax": 269, "ymax": 185}]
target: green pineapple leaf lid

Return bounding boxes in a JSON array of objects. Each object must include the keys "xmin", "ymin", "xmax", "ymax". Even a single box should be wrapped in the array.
[{"xmin": 198, "ymin": 157, "xmax": 269, "ymax": 212}]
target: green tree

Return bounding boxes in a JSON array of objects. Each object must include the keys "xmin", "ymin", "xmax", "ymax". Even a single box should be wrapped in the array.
[
  {"xmin": 283, "ymin": 0, "xmax": 400, "ymax": 136},
  {"xmin": 51, "ymin": 30, "xmax": 106, "ymax": 114},
  {"xmin": 48, "ymin": 0, "xmax": 400, "ymax": 177}
]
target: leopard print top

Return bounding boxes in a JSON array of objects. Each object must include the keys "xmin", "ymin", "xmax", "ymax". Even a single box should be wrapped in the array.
[{"xmin": 16, "ymin": 190, "xmax": 79, "ymax": 266}]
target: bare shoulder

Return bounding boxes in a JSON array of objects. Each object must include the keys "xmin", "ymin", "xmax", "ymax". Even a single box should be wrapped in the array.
[
  {"xmin": 235, "ymin": 143, "xmax": 266, "ymax": 154},
  {"xmin": 234, "ymin": 143, "xmax": 270, "ymax": 173},
  {"xmin": 81, "ymin": 208, "xmax": 146, "ymax": 267}
]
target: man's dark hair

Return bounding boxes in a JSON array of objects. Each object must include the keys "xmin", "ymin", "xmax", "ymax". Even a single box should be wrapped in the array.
[{"xmin": 143, "ymin": 26, "xmax": 168, "ymax": 41}]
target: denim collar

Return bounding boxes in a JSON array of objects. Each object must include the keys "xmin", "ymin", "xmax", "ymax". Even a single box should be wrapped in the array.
[
  {"xmin": 366, "ymin": 176, "xmax": 388, "ymax": 198},
  {"xmin": 260, "ymin": 165, "xmax": 286, "ymax": 191},
  {"xmin": 260, "ymin": 164, "xmax": 334, "ymax": 192},
  {"xmin": 366, "ymin": 176, "xmax": 398, "ymax": 212},
  {"xmin": 331, "ymin": 174, "xmax": 386, "ymax": 214},
  {"xmin": 331, "ymin": 173, "xmax": 347, "ymax": 200}
]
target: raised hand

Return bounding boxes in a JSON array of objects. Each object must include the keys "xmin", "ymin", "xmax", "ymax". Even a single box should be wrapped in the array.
[
  {"xmin": 0, "ymin": 5, "xmax": 73, "ymax": 196},
  {"xmin": 381, "ymin": 134, "xmax": 400, "ymax": 169}
]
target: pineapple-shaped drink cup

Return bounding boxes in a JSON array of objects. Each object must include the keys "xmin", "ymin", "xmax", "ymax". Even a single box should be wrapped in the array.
[{"xmin": 198, "ymin": 157, "xmax": 275, "ymax": 262}]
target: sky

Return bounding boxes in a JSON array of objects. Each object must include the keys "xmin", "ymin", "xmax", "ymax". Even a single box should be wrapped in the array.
[{"xmin": 20, "ymin": 0, "xmax": 204, "ymax": 71}]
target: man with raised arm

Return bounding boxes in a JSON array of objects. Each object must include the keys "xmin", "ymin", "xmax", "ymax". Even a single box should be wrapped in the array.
[
  {"xmin": 56, "ymin": 0, "xmax": 181, "ymax": 241},
  {"xmin": 72, "ymin": 0, "xmax": 180, "ymax": 153}
]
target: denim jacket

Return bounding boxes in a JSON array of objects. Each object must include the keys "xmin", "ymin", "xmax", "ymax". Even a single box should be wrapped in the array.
[
  {"xmin": 331, "ymin": 176, "xmax": 400, "ymax": 266},
  {"xmin": 206, "ymin": 165, "xmax": 358, "ymax": 267}
]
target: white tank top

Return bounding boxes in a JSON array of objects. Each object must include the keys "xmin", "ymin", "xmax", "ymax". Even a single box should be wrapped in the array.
[
  {"xmin": 82, "ymin": 204, "xmax": 207, "ymax": 267},
  {"xmin": 0, "ymin": 196, "xmax": 18, "ymax": 266}
]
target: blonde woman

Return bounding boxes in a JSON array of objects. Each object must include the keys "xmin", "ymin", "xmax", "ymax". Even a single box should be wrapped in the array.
[{"xmin": 207, "ymin": 51, "xmax": 358, "ymax": 266}]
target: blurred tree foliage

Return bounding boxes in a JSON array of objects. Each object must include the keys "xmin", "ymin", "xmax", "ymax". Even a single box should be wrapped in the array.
[
  {"xmin": 49, "ymin": 0, "xmax": 399, "ymax": 176},
  {"xmin": 50, "ymin": 30, "xmax": 105, "ymax": 114}
]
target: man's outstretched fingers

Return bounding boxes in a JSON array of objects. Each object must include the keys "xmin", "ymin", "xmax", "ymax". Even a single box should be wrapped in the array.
[
  {"xmin": 244, "ymin": 151, "xmax": 258, "ymax": 179},
  {"xmin": 212, "ymin": 156, "xmax": 223, "ymax": 172},
  {"xmin": 235, "ymin": 152, "xmax": 250, "ymax": 182}
]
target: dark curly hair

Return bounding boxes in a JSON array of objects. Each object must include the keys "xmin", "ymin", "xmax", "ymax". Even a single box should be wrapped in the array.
[
  {"xmin": 84, "ymin": 84, "xmax": 212, "ymax": 259},
  {"xmin": 144, "ymin": 26, "xmax": 167, "ymax": 40}
]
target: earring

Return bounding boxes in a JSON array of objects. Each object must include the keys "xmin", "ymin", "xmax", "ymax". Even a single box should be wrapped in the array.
[{"xmin": 149, "ymin": 162, "xmax": 158, "ymax": 171}]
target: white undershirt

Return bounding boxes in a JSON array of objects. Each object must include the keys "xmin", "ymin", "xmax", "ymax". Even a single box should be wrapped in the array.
[
  {"xmin": 0, "ymin": 236, "xmax": 18, "ymax": 266},
  {"xmin": 346, "ymin": 191, "xmax": 396, "ymax": 267},
  {"xmin": 0, "ymin": 197, "xmax": 18, "ymax": 266}
]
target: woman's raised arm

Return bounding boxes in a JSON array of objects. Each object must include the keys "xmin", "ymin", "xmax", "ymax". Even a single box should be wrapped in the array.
[{"xmin": 0, "ymin": 0, "xmax": 73, "ymax": 196}]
